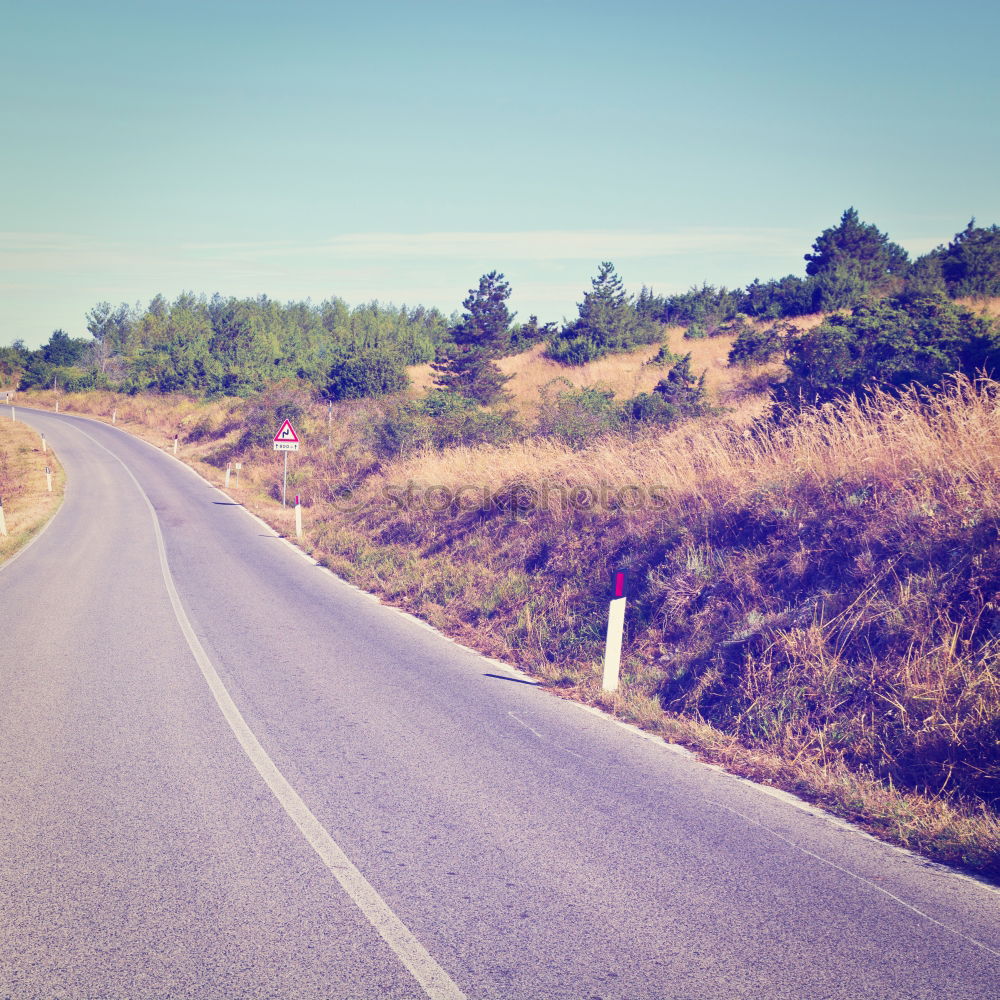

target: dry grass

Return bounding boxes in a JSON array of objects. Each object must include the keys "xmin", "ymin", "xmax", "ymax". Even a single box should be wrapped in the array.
[
  {"xmin": 0, "ymin": 417, "xmax": 65, "ymax": 564},
  {"xmin": 406, "ymin": 318, "xmax": 807, "ymax": 415},
  {"xmin": 381, "ymin": 373, "xmax": 1000, "ymax": 517},
  {"xmin": 957, "ymin": 296, "xmax": 1000, "ymax": 319}
]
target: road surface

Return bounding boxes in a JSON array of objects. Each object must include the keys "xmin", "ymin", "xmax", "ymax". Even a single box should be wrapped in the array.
[{"xmin": 1, "ymin": 408, "xmax": 998, "ymax": 999}]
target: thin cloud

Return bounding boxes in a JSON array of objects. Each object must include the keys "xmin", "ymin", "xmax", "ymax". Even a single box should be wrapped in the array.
[{"xmin": 182, "ymin": 229, "xmax": 801, "ymax": 261}]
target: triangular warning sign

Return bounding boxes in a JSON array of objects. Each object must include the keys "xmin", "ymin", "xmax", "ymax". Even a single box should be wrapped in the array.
[{"xmin": 274, "ymin": 419, "xmax": 299, "ymax": 443}]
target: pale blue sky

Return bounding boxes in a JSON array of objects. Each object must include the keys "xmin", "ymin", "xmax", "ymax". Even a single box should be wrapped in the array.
[{"xmin": 2, "ymin": 0, "xmax": 997, "ymax": 345}]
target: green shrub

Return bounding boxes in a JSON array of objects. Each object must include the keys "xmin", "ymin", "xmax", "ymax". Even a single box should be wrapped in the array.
[
  {"xmin": 324, "ymin": 349, "xmax": 409, "ymax": 401},
  {"xmin": 535, "ymin": 380, "xmax": 619, "ymax": 448},
  {"xmin": 777, "ymin": 294, "xmax": 1000, "ymax": 405}
]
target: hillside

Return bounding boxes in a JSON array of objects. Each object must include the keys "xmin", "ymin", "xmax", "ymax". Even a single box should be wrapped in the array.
[
  {"xmin": 407, "ymin": 318, "xmax": 821, "ymax": 413},
  {"xmin": 17, "ymin": 362, "xmax": 1000, "ymax": 877}
]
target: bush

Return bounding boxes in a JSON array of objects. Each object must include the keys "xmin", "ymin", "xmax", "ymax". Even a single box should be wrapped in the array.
[
  {"xmin": 644, "ymin": 344, "xmax": 682, "ymax": 367},
  {"xmin": 728, "ymin": 321, "xmax": 796, "ymax": 367},
  {"xmin": 642, "ymin": 283, "xmax": 745, "ymax": 327},
  {"xmin": 237, "ymin": 382, "xmax": 311, "ymax": 450},
  {"xmin": 777, "ymin": 294, "xmax": 1000, "ymax": 405},
  {"xmin": 370, "ymin": 391, "xmax": 523, "ymax": 459},
  {"xmin": 535, "ymin": 380, "xmax": 619, "ymax": 448},
  {"xmin": 742, "ymin": 275, "xmax": 817, "ymax": 319},
  {"xmin": 621, "ymin": 355, "xmax": 710, "ymax": 428},
  {"xmin": 545, "ymin": 334, "xmax": 605, "ymax": 365},
  {"xmin": 324, "ymin": 349, "xmax": 409, "ymax": 401}
]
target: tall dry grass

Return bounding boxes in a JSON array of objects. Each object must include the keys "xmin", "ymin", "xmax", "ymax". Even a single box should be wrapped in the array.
[{"xmin": 378, "ymin": 375, "xmax": 1000, "ymax": 518}]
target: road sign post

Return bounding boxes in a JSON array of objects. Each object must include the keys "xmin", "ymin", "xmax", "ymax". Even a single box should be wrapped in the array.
[
  {"xmin": 273, "ymin": 420, "xmax": 300, "ymax": 507},
  {"xmin": 602, "ymin": 568, "xmax": 629, "ymax": 692}
]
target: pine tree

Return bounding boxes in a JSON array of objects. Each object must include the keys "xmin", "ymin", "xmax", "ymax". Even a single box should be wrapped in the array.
[{"xmin": 432, "ymin": 272, "xmax": 515, "ymax": 404}]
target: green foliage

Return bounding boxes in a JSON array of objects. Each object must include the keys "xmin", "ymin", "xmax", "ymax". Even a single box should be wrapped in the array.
[
  {"xmin": 237, "ymin": 382, "xmax": 311, "ymax": 450},
  {"xmin": 621, "ymin": 355, "xmax": 710, "ymax": 427},
  {"xmin": 778, "ymin": 295, "xmax": 1000, "ymax": 404},
  {"xmin": 653, "ymin": 354, "xmax": 709, "ymax": 413},
  {"xmin": 804, "ymin": 207, "xmax": 909, "ymax": 308},
  {"xmin": 75, "ymin": 292, "xmax": 451, "ymax": 396},
  {"xmin": 644, "ymin": 344, "xmax": 683, "ymax": 367},
  {"xmin": 42, "ymin": 329, "xmax": 90, "ymax": 366},
  {"xmin": 547, "ymin": 262, "xmax": 661, "ymax": 364},
  {"xmin": 432, "ymin": 272, "xmax": 515, "ymax": 404},
  {"xmin": 0, "ymin": 341, "xmax": 29, "ymax": 380},
  {"xmin": 728, "ymin": 321, "xmax": 797, "ymax": 367},
  {"xmin": 508, "ymin": 315, "xmax": 557, "ymax": 353},
  {"xmin": 742, "ymin": 275, "xmax": 816, "ymax": 319},
  {"xmin": 902, "ymin": 253, "xmax": 948, "ymax": 300},
  {"xmin": 432, "ymin": 348, "xmax": 512, "ymax": 405},
  {"xmin": 323, "ymin": 348, "xmax": 409, "ymax": 401},
  {"xmin": 370, "ymin": 391, "xmax": 522, "ymax": 459},
  {"xmin": 684, "ymin": 312, "xmax": 752, "ymax": 340},
  {"xmin": 535, "ymin": 380, "xmax": 620, "ymax": 448},
  {"xmin": 938, "ymin": 220, "xmax": 1000, "ymax": 297},
  {"xmin": 640, "ymin": 282, "xmax": 745, "ymax": 330},
  {"xmin": 450, "ymin": 270, "xmax": 514, "ymax": 356}
]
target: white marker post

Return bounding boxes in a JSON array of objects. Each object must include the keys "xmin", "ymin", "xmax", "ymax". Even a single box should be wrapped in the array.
[
  {"xmin": 112, "ymin": 408, "xmax": 117, "ymax": 424},
  {"xmin": 294, "ymin": 495, "xmax": 303, "ymax": 539},
  {"xmin": 272, "ymin": 419, "xmax": 300, "ymax": 508},
  {"xmin": 225, "ymin": 463, "xmax": 231, "ymax": 488},
  {"xmin": 234, "ymin": 462, "xmax": 242, "ymax": 488},
  {"xmin": 45, "ymin": 466, "xmax": 52, "ymax": 493},
  {"xmin": 173, "ymin": 435, "xmax": 178, "ymax": 456},
  {"xmin": 602, "ymin": 568, "xmax": 629, "ymax": 693},
  {"xmin": 55, "ymin": 400, "xmax": 59, "ymax": 413},
  {"xmin": 0, "ymin": 497, "xmax": 7, "ymax": 537},
  {"xmin": 10, "ymin": 406, "xmax": 14, "ymax": 422},
  {"xmin": 41, "ymin": 434, "xmax": 46, "ymax": 453}
]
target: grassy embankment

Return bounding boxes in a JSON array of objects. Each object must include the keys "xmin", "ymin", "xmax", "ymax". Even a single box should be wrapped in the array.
[
  {"xmin": 19, "ymin": 320, "xmax": 1000, "ymax": 878},
  {"xmin": 0, "ymin": 412, "xmax": 65, "ymax": 564}
]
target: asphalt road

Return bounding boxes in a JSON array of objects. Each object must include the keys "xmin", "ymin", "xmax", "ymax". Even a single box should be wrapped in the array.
[{"xmin": 1, "ymin": 408, "xmax": 998, "ymax": 1000}]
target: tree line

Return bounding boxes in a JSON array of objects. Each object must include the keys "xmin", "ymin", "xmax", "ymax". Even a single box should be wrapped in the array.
[{"xmin": 1, "ymin": 210, "xmax": 998, "ymax": 417}]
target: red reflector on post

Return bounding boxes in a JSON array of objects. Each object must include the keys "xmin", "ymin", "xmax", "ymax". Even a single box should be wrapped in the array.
[{"xmin": 611, "ymin": 568, "xmax": 628, "ymax": 600}]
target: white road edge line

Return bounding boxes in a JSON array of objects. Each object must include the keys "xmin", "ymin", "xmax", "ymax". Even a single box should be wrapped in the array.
[
  {"xmin": 710, "ymin": 800, "xmax": 1000, "ymax": 959},
  {"xmin": 73, "ymin": 426, "xmax": 467, "ymax": 1000}
]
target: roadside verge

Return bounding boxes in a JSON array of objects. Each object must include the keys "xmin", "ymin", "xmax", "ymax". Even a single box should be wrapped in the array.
[{"xmin": 0, "ymin": 416, "xmax": 65, "ymax": 567}]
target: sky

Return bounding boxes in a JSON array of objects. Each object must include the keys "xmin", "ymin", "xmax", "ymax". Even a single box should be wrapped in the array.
[{"xmin": 1, "ymin": 0, "xmax": 998, "ymax": 346}]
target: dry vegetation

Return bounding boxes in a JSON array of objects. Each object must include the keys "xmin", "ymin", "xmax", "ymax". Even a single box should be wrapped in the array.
[
  {"xmin": 408, "ymin": 320, "xmax": 793, "ymax": 413},
  {"xmin": 17, "ymin": 348, "xmax": 1000, "ymax": 878},
  {"xmin": 0, "ymin": 416, "xmax": 65, "ymax": 565}
]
